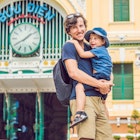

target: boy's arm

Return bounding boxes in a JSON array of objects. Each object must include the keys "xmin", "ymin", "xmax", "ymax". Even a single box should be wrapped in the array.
[{"xmin": 68, "ymin": 40, "xmax": 95, "ymax": 58}]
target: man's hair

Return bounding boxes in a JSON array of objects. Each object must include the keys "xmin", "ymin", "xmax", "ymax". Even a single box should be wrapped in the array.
[{"xmin": 64, "ymin": 13, "xmax": 87, "ymax": 34}]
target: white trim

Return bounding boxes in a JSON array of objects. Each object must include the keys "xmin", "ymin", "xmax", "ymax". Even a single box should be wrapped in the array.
[
  {"xmin": 119, "ymin": 48, "xmax": 125, "ymax": 62},
  {"xmin": 0, "ymin": 73, "xmax": 55, "ymax": 93},
  {"xmin": 109, "ymin": 0, "xmax": 113, "ymax": 22},
  {"xmin": 70, "ymin": 133, "xmax": 140, "ymax": 138},
  {"xmin": 108, "ymin": 31, "xmax": 140, "ymax": 42},
  {"xmin": 130, "ymin": 0, "xmax": 134, "ymax": 22}
]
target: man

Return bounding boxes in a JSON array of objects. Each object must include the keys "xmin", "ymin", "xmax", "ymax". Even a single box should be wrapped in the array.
[{"xmin": 62, "ymin": 13, "xmax": 113, "ymax": 140}]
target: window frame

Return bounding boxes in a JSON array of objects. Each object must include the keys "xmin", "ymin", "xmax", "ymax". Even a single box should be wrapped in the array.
[{"xmin": 109, "ymin": 0, "xmax": 134, "ymax": 23}]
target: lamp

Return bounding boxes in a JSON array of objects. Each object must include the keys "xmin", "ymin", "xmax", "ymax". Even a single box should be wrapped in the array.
[
  {"xmin": 116, "ymin": 117, "xmax": 120, "ymax": 127},
  {"xmin": 118, "ymin": 34, "xmax": 127, "ymax": 42},
  {"xmin": 127, "ymin": 117, "xmax": 131, "ymax": 126}
]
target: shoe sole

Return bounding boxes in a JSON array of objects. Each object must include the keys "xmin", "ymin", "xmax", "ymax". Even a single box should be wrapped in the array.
[{"xmin": 70, "ymin": 116, "xmax": 88, "ymax": 128}]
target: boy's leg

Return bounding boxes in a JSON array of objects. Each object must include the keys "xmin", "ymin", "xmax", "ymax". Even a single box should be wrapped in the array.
[
  {"xmin": 75, "ymin": 83, "xmax": 86, "ymax": 112},
  {"xmin": 70, "ymin": 83, "xmax": 88, "ymax": 128}
]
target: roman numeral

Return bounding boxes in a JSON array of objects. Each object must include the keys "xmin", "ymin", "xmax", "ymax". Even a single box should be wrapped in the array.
[
  {"xmin": 24, "ymin": 47, "xmax": 26, "ymax": 52},
  {"xmin": 29, "ymin": 45, "xmax": 32, "ymax": 51},
  {"xmin": 18, "ymin": 46, "xmax": 21, "ymax": 50}
]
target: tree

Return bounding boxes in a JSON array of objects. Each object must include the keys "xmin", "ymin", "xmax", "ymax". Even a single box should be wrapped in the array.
[{"xmin": 127, "ymin": 110, "xmax": 140, "ymax": 140}]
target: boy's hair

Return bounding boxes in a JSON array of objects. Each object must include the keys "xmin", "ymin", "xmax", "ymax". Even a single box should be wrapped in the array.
[{"xmin": 64, "ymin": 13, "xmax": 87, "ymax": 34}]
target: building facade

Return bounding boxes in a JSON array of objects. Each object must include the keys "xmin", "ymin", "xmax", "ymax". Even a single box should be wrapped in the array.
[{"xmin": 0, "ymin": 0, "xmax": 140, "ymax": 140}]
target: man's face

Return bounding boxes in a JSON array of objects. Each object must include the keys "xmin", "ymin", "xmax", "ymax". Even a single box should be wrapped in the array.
[{"xmin": 68, "ymin": 17, "xmax": 86, "ymax": 41}]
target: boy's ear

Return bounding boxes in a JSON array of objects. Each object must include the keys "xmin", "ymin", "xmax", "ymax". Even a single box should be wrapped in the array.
[{"xmin": 103, "ymin": 39, "xmax": 106, "ymax": 46}]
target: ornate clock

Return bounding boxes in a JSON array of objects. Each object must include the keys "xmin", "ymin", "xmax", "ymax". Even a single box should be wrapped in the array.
[{"xmin": 10, "ymin": 23, "xmax": 41, "ymax": 56}]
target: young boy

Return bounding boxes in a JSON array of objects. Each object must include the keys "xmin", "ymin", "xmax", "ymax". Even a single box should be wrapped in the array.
[{"xmin": 69, "ymin": 27, "xmax": 113, "ymax": 128}]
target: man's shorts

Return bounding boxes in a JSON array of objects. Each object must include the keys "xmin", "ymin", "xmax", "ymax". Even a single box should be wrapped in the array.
[{"xmin": 70, "ymin": 96, "xmax": 113, "ymax": 140}]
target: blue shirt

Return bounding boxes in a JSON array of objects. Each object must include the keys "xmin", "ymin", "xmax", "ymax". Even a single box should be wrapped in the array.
[
  {"xmin": 90, "ymin": 46, "xmax": 112, "ymax": 80},
  {"xmin": 62, "ymin": 42, "xmax": 106, "ymax": 100}
]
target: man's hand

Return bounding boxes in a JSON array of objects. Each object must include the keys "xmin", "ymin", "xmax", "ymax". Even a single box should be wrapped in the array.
[{"xmin": 97, "ymin": 79, "xmax": 114, "ymax": 94}]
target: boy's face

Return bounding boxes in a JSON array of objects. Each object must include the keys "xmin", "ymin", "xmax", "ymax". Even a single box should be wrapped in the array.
[
  {"xmin": 68, "ymin": 17, "xmax": 86, "ymax": 42},
  {"xmin": 89, "ymin": 33, "xmax": 105, "ymax": 48}
]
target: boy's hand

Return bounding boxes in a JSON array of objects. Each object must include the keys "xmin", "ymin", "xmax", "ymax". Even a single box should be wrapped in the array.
[{"xmin": 67, "ymin": 39, "xmax": 79, "ymax": 45}]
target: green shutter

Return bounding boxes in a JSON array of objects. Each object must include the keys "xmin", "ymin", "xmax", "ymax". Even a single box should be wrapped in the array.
[
  {"xmin": 113, "ymin": 63, "xmax": 133, "ymax": 100},
  {"xmin": 114, "ymin": 0, "xmax": 129, "ymax": 21}
]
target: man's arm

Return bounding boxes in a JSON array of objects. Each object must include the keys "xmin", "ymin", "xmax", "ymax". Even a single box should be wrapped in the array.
[{"xmin": 64, "ymin": 59, "xmax": 113, "ymax": 94}]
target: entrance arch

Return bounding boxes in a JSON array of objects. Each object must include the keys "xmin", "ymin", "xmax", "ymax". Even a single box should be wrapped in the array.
[{"xmin": 0, "ymin": 0, "xmax": 74, "ymax": 139}]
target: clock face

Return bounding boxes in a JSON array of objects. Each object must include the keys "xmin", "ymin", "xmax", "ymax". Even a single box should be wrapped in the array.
[{"xmin": 10, "ymin": 23, "xmax": 41, "ymax": 56}]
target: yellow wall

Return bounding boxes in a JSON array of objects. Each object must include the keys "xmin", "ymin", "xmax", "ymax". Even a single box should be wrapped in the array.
[
  {"xmin": 85, "ymin": 0, "xmax": 140, "ymax": 117},
  {"xmin": 86, "ymin": 0, "xmax": 140, "ymax": 42}
]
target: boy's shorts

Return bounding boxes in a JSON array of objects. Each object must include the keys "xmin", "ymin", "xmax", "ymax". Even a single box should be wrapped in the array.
[{"xmin": 70, "ymin": 96, "xmax": 113, "ymax": 140}]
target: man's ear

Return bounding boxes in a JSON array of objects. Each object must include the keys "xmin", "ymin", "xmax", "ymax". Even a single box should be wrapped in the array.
[{"xmin": 68, "ymin": 32, "xmax": 71, "ymax": 36}]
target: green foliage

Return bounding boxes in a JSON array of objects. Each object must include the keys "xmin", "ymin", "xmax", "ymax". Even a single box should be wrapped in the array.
[
  {"xmin": 126, "ymin": 135, "xmax": 134, "ymax": 140},
  {"xmin": 137, "ymin": 136, "xmax": 140, "ymax": 140},
  {"xmin": 128, "ymin": 124, "xmax": 134, "ymax": 129},
  {"xmin": 131, "ymin": 110, "xmax": 140, "ymax": 119},
  {"xmin": 113, "ymin": 135, "xmax": 121, "ymax": 140},
  {"xmin": 128, "ymin": 130, "xmax": 134, "ymax": 134}
]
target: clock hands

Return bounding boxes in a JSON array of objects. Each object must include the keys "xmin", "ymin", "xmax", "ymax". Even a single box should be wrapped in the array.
[{"xmin": 14, "ymin": 32, "xmax": 34, "ymax": 46}]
